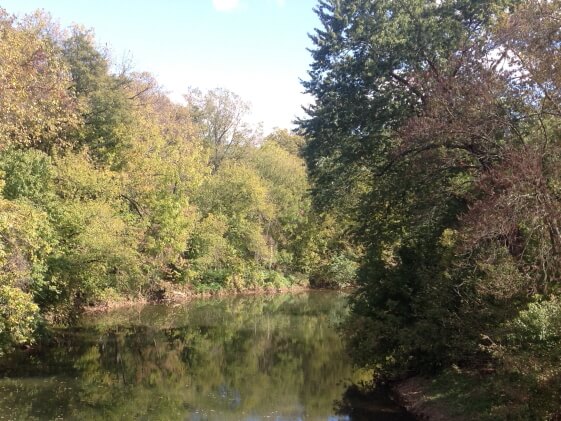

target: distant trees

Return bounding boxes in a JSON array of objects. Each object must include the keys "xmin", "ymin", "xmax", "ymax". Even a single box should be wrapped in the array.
[
  {"xmin": 0, "ymin": 7, "xmax": 356, "ymax": 354},
  {"xmin": 185, "ymin": 87, "xmax": 258, "ymax": 171}
]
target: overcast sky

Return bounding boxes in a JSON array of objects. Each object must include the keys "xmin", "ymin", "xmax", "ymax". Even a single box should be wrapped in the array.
[{"xmin": 1, "ymin": 0, "xmax": 319, "ymax": 133}]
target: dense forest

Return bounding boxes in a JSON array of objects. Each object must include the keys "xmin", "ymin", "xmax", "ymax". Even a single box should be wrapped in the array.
[
  {"xmin": 0, "ymin": 9, "xmax": 358, "ymax": 355},
  {"xmin": 300, "ymin": 0, "xmax": 561, "ymax": 417}
]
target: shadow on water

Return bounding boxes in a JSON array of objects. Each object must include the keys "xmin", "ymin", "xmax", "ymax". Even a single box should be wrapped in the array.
[{"xmin": 0, "ymin": 291, "xmax": 413, "ymax": 420}]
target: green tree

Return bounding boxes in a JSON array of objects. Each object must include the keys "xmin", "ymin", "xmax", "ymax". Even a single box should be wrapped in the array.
[
  {"xmin": 61, "ymin": 27, "xmax": 140, "ymax": 167},
  {"xmin": 300, "ymin": 0, "xmax": 521, "ymax": 374},
  {"xmin": 185, "ymin": 87, "xmax": 259, "ymax": 171},
  {"xmin": 189, "ymin": 162, "xmax": 274, "ymax": 285},
  {"xmin": 0, "ymin": 193, "xmax": 55, "ymax": 352}
]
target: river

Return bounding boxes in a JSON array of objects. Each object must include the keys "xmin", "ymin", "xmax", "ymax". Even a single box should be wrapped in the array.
[{"xmin": 0, "ymin": 291, "xmax": 412, "ymax": 420}]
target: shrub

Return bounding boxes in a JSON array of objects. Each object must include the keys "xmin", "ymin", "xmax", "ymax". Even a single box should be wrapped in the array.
[{"xmin": 0, "ymin": 286, "xmax": 40, "ymax": 354}]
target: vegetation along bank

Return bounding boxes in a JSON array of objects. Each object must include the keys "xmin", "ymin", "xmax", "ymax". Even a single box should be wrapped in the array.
[{"xmin": 0, "ymin": 9, "xmax": 359, "ymax": 354}]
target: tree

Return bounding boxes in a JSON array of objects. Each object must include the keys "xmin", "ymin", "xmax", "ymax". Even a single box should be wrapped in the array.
[
  {"xmin": 247, "ymin": 140, "xmax": 309, "ymax": 253},
  {"xmin": 0, "ymin": 4, "xmax": 355, "ymax": 353},
  {"xmin": 0, "ymin": 194, "xmax": 55, "ymax": 352},
  {"xmin": 62, "ymin": 27, "xmax": 144, "ymax": 167},
  {"xmin": 0, "ymin": 10, "xmax": 80, "ymax": 151},
  {"xmin": 263, "ymin": 129, "xmax": 305, "ymax": 156},
  {"xmin": 300, "ymin": 0, "xmax": 523, "ymax": 374},
  {"xmin": 185, "ymin": 87, "xmax": 259, "ymax": 171}
]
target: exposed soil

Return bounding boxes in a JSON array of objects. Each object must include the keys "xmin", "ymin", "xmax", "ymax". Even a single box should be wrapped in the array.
[{"xmin": 392, "ymin": 377, "xmax": 462, "ymax": 421}]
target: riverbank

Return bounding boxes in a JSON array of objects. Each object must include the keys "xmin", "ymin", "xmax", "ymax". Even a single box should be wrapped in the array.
[
  {"xmin": 392, "ymin": 377, "xmax": 462, "ymax": 421},
  {"xmin": 82, "ymin": 281, "xmax": 327, "ymax": 314},
  {"xmin": 392, "ymin": 364, "xmax": 561, "ymax": 420}
]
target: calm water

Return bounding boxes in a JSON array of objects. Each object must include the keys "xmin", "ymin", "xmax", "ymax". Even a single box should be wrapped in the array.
[{"xmin": 0, "ymin": 291, "xmax": 412, "ymax": 421}]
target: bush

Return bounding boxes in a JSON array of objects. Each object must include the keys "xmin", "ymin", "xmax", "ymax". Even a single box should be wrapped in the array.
[
  {"xmin": 310, "ymin": 253, "xmax": 358, "ymax": 288},
  {"xmin": 265, "ymin": 271, "xmax": 290, "ymax": 289},
  {"xmin": 0, "ymin": 286, "xmax": 40, "ymax": 354},
  {"xmin": 506, "ymin": 296, "xmax": 561, "ymax": 349}
]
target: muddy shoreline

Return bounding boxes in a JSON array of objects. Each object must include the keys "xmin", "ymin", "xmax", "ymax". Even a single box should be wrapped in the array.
[{"xmin": 391, "ymin": 377, "xmax": 457, "ymax": 421}]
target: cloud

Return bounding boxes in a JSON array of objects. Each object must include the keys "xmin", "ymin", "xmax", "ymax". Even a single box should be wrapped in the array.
[{"xmin": 212, "ymin": 0, "xmax": 240, "ymax": 12}]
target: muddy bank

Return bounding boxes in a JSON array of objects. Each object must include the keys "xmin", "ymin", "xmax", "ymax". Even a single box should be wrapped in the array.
[{"xmin": 392, "ymin": 377, "xmax": 459, "ymax": 421}]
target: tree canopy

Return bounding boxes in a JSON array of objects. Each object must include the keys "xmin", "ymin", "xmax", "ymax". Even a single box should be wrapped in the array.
[{"xmin": 301, "ymin": 0, "xmax": 561, "ymax": 416}]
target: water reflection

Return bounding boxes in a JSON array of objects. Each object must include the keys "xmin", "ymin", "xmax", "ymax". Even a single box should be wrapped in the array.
[{"xmin": 0, "ymin": 291, "xmax": 410, "ymax": 420}]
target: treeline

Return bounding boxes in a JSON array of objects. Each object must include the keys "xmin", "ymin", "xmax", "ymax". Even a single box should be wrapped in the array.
[
  {"xmin": 301, "ymin": 0, "xmax": 561, "ymax": 417},
  {"xmin": 0, "ymin": 10, "xmax": 358, "ymax": 354}
]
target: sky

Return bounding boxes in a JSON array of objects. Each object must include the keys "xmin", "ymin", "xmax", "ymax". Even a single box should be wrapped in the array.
[{"xmin": 0, "ymin": 0, "xmax": 320, "ymax": 133}]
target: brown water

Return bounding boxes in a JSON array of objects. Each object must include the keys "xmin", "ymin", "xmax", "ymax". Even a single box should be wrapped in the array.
[{"xmin": 0, "ymin": 291, "xmax": 412, "ymax": 420}]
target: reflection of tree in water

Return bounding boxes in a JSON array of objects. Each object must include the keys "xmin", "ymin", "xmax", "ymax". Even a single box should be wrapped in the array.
[{"xmin": 0, "ymin": 292, "xmax": 407, "ymax": 420}]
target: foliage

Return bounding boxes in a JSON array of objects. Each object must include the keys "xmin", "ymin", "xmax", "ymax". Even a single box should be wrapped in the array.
[
  {"xmin": 263, "ymin": 128, "xmax": 305, "ymax": 156},
  {"xmin": 0, "ymin": 197, "xmax": 54, "ymax": 351},
  {"xmin": 0, "ymin": 286, "xmax": 39, "ymax": 354},
  {"xmin": 0, "ymin": 8, "xmax": 351, "ymax": 352},
  {"xmin": 0, "ymin": 10, "xmax": 81, "ymax": 151},
  {"xmin": 300, "ymin": 0, "xmax": 561, "ymax": 388},
  {"xmin": 506, "ymin": 296, "xmax": 561, "ymax": 347},
  {"xmin": 0, "ymin": 148, "xmax": 55, "ymax": 206},
  {"xmin": 185, "ymin": 87, "xmax": 259, "ymax": 171}
]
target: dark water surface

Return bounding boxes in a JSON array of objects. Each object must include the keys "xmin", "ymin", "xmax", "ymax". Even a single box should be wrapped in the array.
[{"xmin": 0, "ymin": 291, "xmax": 412, "ymax": 420}]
